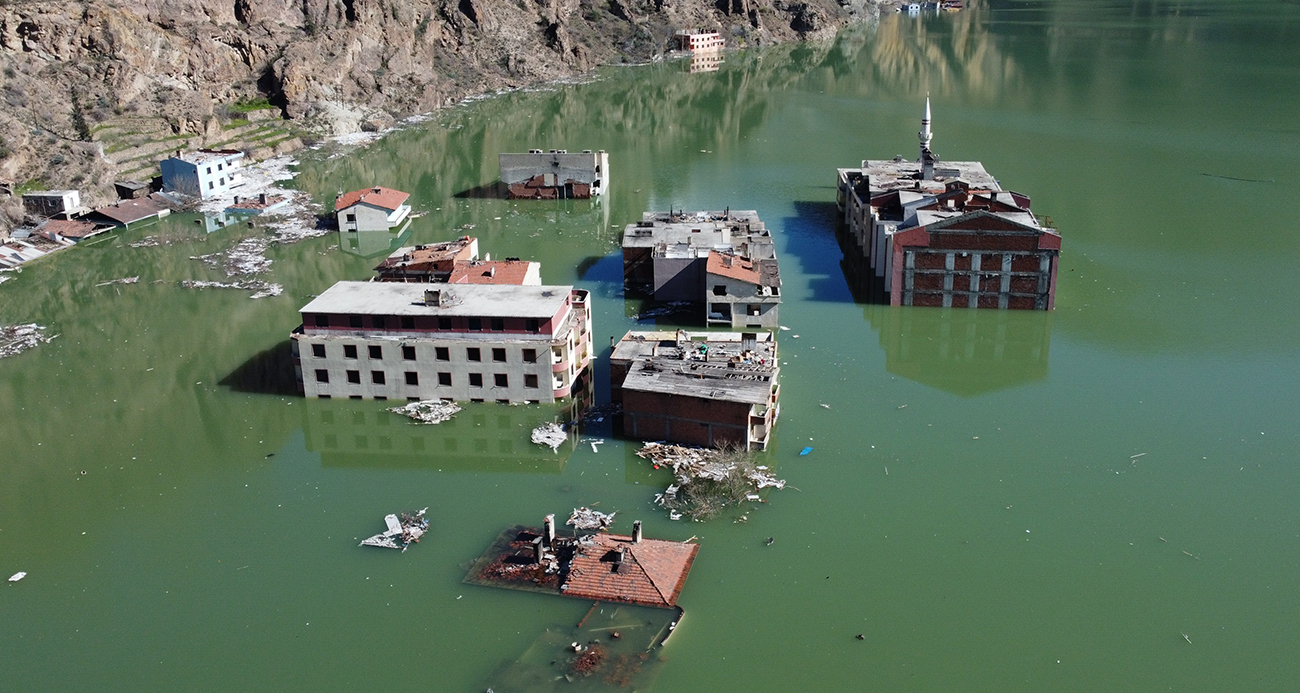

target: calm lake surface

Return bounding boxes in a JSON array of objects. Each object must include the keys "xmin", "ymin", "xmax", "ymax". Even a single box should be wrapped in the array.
[{"xmin": 4, "ymin": 0, "xmax": 1300, "ymax": 689}]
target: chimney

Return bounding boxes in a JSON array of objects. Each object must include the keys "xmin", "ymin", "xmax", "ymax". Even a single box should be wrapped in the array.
[
  {"xmin": 613, "ymin": 546, "xmax": 625, "ymax": 565},
  {"xmin": 632, "ymin": 520, "xmax": 642, "ymax": 544},
  {"xmin": 486, "ymin": 267, "xmax": 495, "ymax": 279},
  {"xmin": 543, "ymin": 514, "xmax": 555, "ymax": 548},
  {"xmin": 533, "ymin": 536, "xmax": 545, "ymax": 563},
  {"xmin": 423, "ymin": 289, "xmax": 443, "ymax": 306},
  {"xmin": 259, "ymin": 193, "xmax": 267, "ymax": 205},
  {"xmin": 373, "ymin": 187, "xmax": 382, "ymax": 193},
  {"xmin": 742, "ymin": 332, "xmax": 757, "ymax": 352},
  {"xmin": 233, "ymin": 195, "xmax": 240, "ymax": 204}
]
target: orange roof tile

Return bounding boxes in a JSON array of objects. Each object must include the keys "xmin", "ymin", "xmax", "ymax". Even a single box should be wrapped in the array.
[
  {"xmin": 448, "ymin": 260, "xmax": 534, "ymax": 285},
  {"xmin": 40, "ymin": 219, "xmax": 101, "ymax": 239},
  {"xmin": 707, "ymin": 250, "xmax": 760, "ymax": 284},
  {"xmin": 336, "ymin": 186, "xmax": 410, "ymax": 211},
  {"xmin": 561, "ymin": 533, "xmax": 699, "ymax": 608}
]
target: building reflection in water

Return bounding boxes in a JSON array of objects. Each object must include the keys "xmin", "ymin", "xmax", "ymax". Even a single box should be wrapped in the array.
[
  {"xmin": 338, "ymin": 223, "xmax": 413, "ymax": 259},
  {"xmin": 302, "ymin": 375, "xmax": 594, "ymax": 471},
  {"xmin": 688, "ymin": 53, "xmax": 724, "ymax": 73}
]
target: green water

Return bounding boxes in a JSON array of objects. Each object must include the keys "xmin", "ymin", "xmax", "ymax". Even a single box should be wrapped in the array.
[{"xmin": 4, "ymin": 1, "xmax": 1300, "ymax": 689}]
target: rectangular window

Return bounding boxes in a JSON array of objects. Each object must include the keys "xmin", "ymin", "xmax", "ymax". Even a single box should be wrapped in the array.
[
  {"xmin": 467, "ymin": 347, "xmax": 481, "ymax": 362},
  {"xmin": 373, "ymin": 316, "xmax": 385, "ymax": 329},
  {"xmin": 217, "ymin": 163, "xmax": 223, "ymax": 171},
  {"xmin": 713, "ymin": 284, "xmax": 727, "ymax": 296},
  {"xmin": 494, "ymin": 373, "xmax": 508, "ymax": 387},
  {"xmin": 311, "ymin": 343, "xmax": 326, "ymax": 358},
  {"xmin": 403, "ymin": 346, "xmax": 417, "ymax": 361},
  {"xmin": 349, "ymin": 315, "xmax": 363, "ymax": 328},
  {"xmin": 208, "ymin": 181, "xmax": 214, "ymax": 190},
  {"xmin": 492, "ymin": 348, "xmax": 506, "ymax": 363},
  {"xmin": 525, "ymin": 318, "xmax": 540, "ymax": 333},
  {"xmin": 438, "ymin": 372, "xmax": 451, "ymax": 386},
  {"xmin": 346, "ymin": 213, "xmax": 356, "ymax": 223},
  {"xmin": 524, "ymin": 374, "xmax": 538, "ymax": 388},
  {"xmin": 372, "ymin": 371, "xmax": 386, "ymax": 384},
  {"xmin": 219, "ymin": 177, "xmax": 225, "ymax": 186},
  {"xmin": 468, "ymin": 373, "xmax": 483, "ymax": 388},
  {"xmin": 315, "ymin": 369, "xmax": 329, "ymax": 383},
  {"xmin": 522, "ymin": 348, "xmax": 537, "ymax": 363},
  {"xmin": 206, "ymin": 167, "xmax": 212, "ymax": 174},
  {"xmin": 490, "ymin": 318, "xmax": 504, "ymax": 332},
  {"xmin": 401, "ymin": 316, "xmax": 415, "ymax": 329},
  {"xmin": 314, "ymin": 314, "xmax": 329, "ymax": 327},
  {"xmin": 748, "ymin": 304, "xmax": 761, "ymax": 316},
  {"xmin": 468, "ymin": 317, "xmax": 482, "ymax": 331},
  {"xmin": 346, "ymin": 370, "xmax": 361, "ymax": 384},
  {"xmin": 368, "ymin": 345, "xmax": 383, "ymax": 359},
  {"xmin": 343, "ymin": 344, "xmax": 358, "ymax": 359},
  {"xmin": 438, "ymin": 317, "xmax": 452, "ymax": 330},
  {"xmin": 435, "ymin": 347, "xmax": 449, "ymax": 361},
  {"xmin": 404, "ymin": 372, "xmax": 419, "ymax": 386}
]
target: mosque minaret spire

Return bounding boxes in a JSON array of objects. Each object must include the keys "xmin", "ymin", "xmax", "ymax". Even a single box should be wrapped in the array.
[{"xmin": 918, "ymin": 96, "xmax": 933, "ymax": 158}]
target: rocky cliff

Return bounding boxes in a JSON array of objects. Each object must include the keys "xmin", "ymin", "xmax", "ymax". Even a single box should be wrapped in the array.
[{"xmin": 0, "ymin": 0, "xmax": 876, "ymax": 207}]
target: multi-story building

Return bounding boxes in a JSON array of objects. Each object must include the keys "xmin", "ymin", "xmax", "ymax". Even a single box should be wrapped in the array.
[
  {"xmin": 160, "ymin": 149, "xmax": 245, "ymax": 199},
  {"xmin": 836, "ymin": 100, "xmax": 1061, "ymax": 310},
  {"xmin": 499, "ymin": 149, "xmax": 609, "ymax": 199},
  {"xmin": 374, "ymin": 237, "xmax": 480, "ymax": 282},
  {"xmin": 675, "ymin": 30, "xmax": 725, "ymax": 52},
  {"xmin": 292, "ymin": 282, "xmax": 593, "ymax": 404},
  {"xmin": 610, "ymin": 330, "xmax": 779, "ymax": 450},
  {"xmin": 336, "ymin": 186, "xmax": 412, "ymax": 232},
  {"xmin": 622, "ymin": 210, "xmax": 780, "ymax": 326}
]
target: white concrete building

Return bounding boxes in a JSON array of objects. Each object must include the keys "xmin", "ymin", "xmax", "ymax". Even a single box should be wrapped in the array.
[
  {"xmin": 675, "ymin": 30, "xmax": 725, "ymax": 52},
  {"xmin": 335, "ymin": 186, "xmax": 412, "ymax": 232},
  {"xmin": 292, "ymin": 282, "xmax": 593, "ymax": 404},
  {"xmin": 704, "ymin": 251, "xmax": 781, "ymax": 328},
  {"xmin": 160, "ymin": 149, "xmax": 245, "ymax": 199},
  {"xmin": 499, "ymin": 150, "xmax": 609, "ymax": 198},
  {"xmin": 22, "ymin": 190, "xmax": 82, "ymax": 218}
]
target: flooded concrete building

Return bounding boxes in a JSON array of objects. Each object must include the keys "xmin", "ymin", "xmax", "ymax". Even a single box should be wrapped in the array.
[
  {"xmin": 675, "ymin": 29, "xmax": 725, "ymax": 52},
  {"xmin": 22, "ymin": 190, "xmax": 83, "ymax": 218},
  {"xmin": 836, "ymin": 99, "xmax": 1060, "ymax": 310},
  {"xmin": 499, "ymin": 149, "xmax": 609, "ymax": 199},
  {"xmin": 622, "ymin": 210, "xmax": 780, "ymax": 327},
  {"xmin": 160, "ymin": 149, "xmax": 244, "ymax": 199},
  {"xmin": 610, "ymin": 330, "xmax": 779, "ymax": 450},
  {"xmin": 335, "ymin": 186, "xmax": 412, "ymax": 232},
  {"xmin": 292, "ymin": 282, "xmax": 593, "ymax": 404},
  {"xmin": 372, "ymin": 237, "xmax": 541, "ymax": 285}
]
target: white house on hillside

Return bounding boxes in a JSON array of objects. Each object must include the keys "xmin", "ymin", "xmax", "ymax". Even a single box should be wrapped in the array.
[
  {"xmin": 335, "ymin": 186, "xmax": 412, "ymax": 232},
  {"xmin": 160, "ymin": 149, "xmax": 245, "ymax": 199}
]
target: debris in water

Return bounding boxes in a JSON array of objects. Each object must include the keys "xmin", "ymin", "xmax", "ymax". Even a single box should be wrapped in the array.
[
  {"xmin": 359, "ymin": 508, "xmax": 429, "ymax": 551},
  {"xmin": 636, "ymin": 442, "xmax": 786, "ymax": 521},
  {"xmin": 799, "ymin": 446, "xmax": 813, "ymax": 456},
  {"xmin": 0, "ymin": 323, "xmax": 56, "ymax": 359},
  {"xmin": 819, "ymin": 403, "xmax": 830, "ymax": 409},
  {"xmin": 8, "ymin": 571, "xmax": 26, "ymax": 582},
  {"xmin": 579, "ymin": 402, "xmax": 622, "ymax": 425},
  {"xmin": 531, "ymin": 422, "xmax": 568, "ymax": 451},
  {"xmin": 95, "ymin": 276, "xmax": 140, "ymax": 287},
  {"xmin": 179, "ymin": 279, "xmax": 283, "ymax": 299},
  {"xmin": 567, "ymin": 507, "xmax": 616, "ymax": 531},
  {"xmin": 635, "ymin": 301, "xmax": 693, "ymax": 320},
  {"xmin": 389, "ymin": 399, "xmax": 462, "ymax": 424},
  {"xmin": 1182, "ymin": 632, "xmax": 1192, "ymax": 644}
]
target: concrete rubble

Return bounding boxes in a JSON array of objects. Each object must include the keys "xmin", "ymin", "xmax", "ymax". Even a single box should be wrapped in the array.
[
  {"xmin": 531, "ymin": 422, "xmax": 568, "ymax": 451},
  {"xmin": 359, "ymin": 509, "xmax": 429, "ymax": 551},
  {"xmin": 179, "ymin": 279, "xmax": 284, "ymax": 299},
  {"xmin": 388, "ymin": 399, "xmax": 462, "ymax": 424},
  {"xmin": 0, "ymin": 324, "xmax": 56, "ymax": 359},
  {"xmin": 567, "ymin": 507, "xmax": 616, "ymax": 531},
  {"xmin": 637, "ymin": 442, "xmax": 786, "ymax": 521}
]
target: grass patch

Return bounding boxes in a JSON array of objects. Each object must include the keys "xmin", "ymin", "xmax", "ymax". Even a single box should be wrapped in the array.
[
  {"xmin": 223, "ymin": 118, "xmax": 251, "ymax": 130},
  {"xmin": 226, "ymin": 97, "xmax": 276, "ymax": 114}
]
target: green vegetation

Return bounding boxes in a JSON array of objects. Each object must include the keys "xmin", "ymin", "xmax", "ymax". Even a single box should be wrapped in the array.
[
  {"xmin": 70, "ymin": 91, "xmax": 92, "ymax": 142},
  {"xmin": 226, "ymin": 97, "xmax": 276, "ymax": 114},
  {"xmin": 223, "ymin": 118, "xmax": 251, "ymax": 130}
]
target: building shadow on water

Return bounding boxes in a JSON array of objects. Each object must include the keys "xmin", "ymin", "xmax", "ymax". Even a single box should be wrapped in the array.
[
  {"xmin": 454, "ymin": 182, "xmax": 508, "ymax": 199},
  {"xmin": 783, "ymin": 200, "xmax": 858, "ymax": 304},
  {"xmin": 219, "ymin": 340, "xmax": 300, "ymax": 396},
  {"xmin": 866, "ymin": 305, "xmax": 1052, "ymax": 397}
]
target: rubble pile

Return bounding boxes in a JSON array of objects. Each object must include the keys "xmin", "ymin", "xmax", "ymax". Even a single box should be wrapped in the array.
[
  {"xmin": 567, "ymin": 507, "xmax": 615, "ymax": 531},
  {"xmin": 359, "ymin": 509, "xmax": 429, "ymax": 551},
  {"xmin": 0, "ymin": 323, "xmax": 56, "ymax": 359},
  {"xmin": 179, "ymin": 279, "xmax": 284, "ymax": 299},
  {"xmin": 389, "ymin": 399, "xmax": 462, "ymax": 424},
  {"xmin": 531, "ymin": 422, "xmax": 568, "ymax": 451},
  {"xmin": 637, "ymin": 442, "xmax": 786, "ymax": 521}
]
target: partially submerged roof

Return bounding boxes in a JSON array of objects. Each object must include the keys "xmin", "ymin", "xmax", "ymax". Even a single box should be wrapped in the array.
[
  {"xmin": 706, "ymin": 250, "xmax": 780, "ymax": 287},
  {"xmin": 448, "ymin": 260, "xmax": 539, "ymax": 285},
  {"xmin": 614, "ymin": 330, "xmax": 779, "ymax": 405},
  {"xmin": 39, "ymin": 218, "xmax": 103, "ymax": 240},
  {"xmin": 336, "ymin": 186, "xmax": 410, "ymax": 211},
  {"xmin": 94, "ymin": 195, "xmax": 170, "ymax": 225},
  {"xmin": 622, "ymin": 210, "xmax": 767, "ymax": 249},
  {"xmin": 562, "ymin": 533, "xmax": 699, "ymax": 608},
  {"xmin": 299, "ymin": 281, "xmax": 572, "ymax": 318},
  {"xmin": 850, "ymin": 158, "xmax": 999, "ymax": 194},
  {"xmin": 375, "ymin": 237, "xmax": 478, "ymax": 275}
]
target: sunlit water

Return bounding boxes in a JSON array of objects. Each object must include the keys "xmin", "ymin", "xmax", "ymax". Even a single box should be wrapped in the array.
[{"xmin": 4, "ymin": 1, "xmax": 1300, "ymax": 689}]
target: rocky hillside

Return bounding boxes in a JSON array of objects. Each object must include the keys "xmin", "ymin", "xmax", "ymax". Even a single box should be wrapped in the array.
[{"xmin": 0, "ymin": 0, "xmax": 876, "ymax": 209}]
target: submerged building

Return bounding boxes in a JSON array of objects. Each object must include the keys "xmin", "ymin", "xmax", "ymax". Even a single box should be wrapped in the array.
[
  {"xmin": 336, "ymin": 186, "xmax": 412, "ymax": 232},
  {"xmin": 373, "ymin": 237, "xmax": 541, "ymax": 285},
  {"xmin": 622, "ymin": 210, "xmax": 780, "ymax": 328},
  {"xmin": 836, "ymin": 100, "xmax": 1060, "ymax": 310},
  {"xmin": 610, "ymin": 330, "xmax": 779, "ymax": 451},
  {"xmin": 292, "ymin": 282, "xmax": 592, "ymax": 404},
  {"xmin": 499, "ymin": 149, "xmax": 609, "ymax": 199},
  {"xmin": 160, "ymin": 149, "xmax": 244, "ymax": 199}
]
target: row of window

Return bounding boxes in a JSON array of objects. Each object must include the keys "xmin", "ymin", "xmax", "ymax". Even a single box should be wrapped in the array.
[
  {"xmin": 315, "ymin": 369, "xmax": 540, "ymax": 389},
  {"xmin": 312, "ymin": 314, "xmax": 543, "ymax": 333},
  {"xmin": 310, "ymin": 343, "xmax": 540, "ymax": 363}
]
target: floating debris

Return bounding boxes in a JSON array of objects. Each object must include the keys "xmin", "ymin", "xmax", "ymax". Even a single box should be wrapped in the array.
[
  {"xmin": 389, "ymin": 399, "xmax": 462, "ymax": 424},
  {"xmin": 637, "ymin": 442, "xmax": 786, "ymax": 521},
  {"xmin": 179, "ymin": 279, "xmax": 283, "ymax": 299},
  {"xmin": 359, "ymin": 508, "xmax": 429, "ymax": 551},
  {"xmin": 8, "ymin": 571, "xmax": 26, "ymax": 582},
  {"xmin": 0, "ymin": 323, "xmax": 56, "ymax": 359},
  {"xmin": 799, "ymin": 446, "xmax": 813, "ymax": 456},
  {"xmin": 192, "ymin": 236, "xmax": 273, "ymax": 276},
  {"xmin": 95, "ymin": 276, "xmax": 140, "ymax": 287},
  {"xmin": 567, "ymin": 507, "xmax": 616, "ymax": 531},
  {"xmin": 579, "ymin": 402, "xmax": 622, "ymax": 425},
  {"xmin": 635, "ymin": 301, "xmax": 693, "ymax": 320},
  {"xmin": 531, "ymin": 422, "xmax": 568, "ymax": 451}
]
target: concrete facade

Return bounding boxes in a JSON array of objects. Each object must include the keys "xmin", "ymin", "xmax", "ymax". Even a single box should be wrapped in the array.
[
  {"xmin": 22, "ymin": 190, "xmax": 81, "ymax": 218},
  {"xmin": 704, "ymin": 251, "xmax": 780, "ymax": 328},
  {"xmin": 160, "ymin": 150, "xmax": 245, "ymax": 199},
  {"xmin": 835, "ymin": 100, "xmax": 1060, "ymax": 310},
  {"xmin": 499, "ymin": 150, "xmax": 609, "ymax": 198},
  {"xmin": 292, "ymin": 282, "xmax": 593, "ymax": 404},
  {"xmin": 610, "ymin": 330, "xmax": 779, "ymax": 450},
  {"xmin": 336, "ymin": 186, "xmax": 412, "ymax": 232},
  {"xmin": 675, "ymin": 30, "xmax": 725, "ymax": 52}
]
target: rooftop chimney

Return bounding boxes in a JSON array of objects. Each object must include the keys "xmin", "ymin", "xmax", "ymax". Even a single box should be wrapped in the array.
[
  {"xmin": 543, "ymin": 514, "xmax": 556, "ymax": 548},
  {"xmin": 372, "ymin": 187, "xmax": 382, "ymax": 193},
  {"xmin": 632, "ymin": 520, "xmax": 642, "ymax": 544},
  {"xmin": 533, "ymin": 536, "xmax": 545, "ymax": 563},
  {"xmin": 423, "ymin": 289, "xmax": 443, "ymax": 306},
  {"xmin": 259, "ymin": 193, "xmax": 267, "ymax": 205}
]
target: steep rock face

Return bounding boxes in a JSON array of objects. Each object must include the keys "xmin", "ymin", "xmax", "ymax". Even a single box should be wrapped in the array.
[{"xmin": 0, "ymin": 0, "xmax": 875, "ymax": 200}]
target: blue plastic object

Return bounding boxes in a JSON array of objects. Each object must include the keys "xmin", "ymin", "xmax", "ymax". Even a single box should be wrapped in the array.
[{"xmin": 799, "ymin": 446, "xmax": 813, "ymax": 456}]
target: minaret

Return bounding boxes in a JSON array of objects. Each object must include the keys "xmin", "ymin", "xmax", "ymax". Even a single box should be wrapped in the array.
[{"xmin": 918, "ymin": 96, "xmax": 933, "ymax": 158}]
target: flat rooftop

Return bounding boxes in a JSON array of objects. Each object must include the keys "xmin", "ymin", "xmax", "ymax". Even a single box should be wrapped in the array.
[
  {"xmin": 843, "ymin": 159, "xmax": 1000, "ymax": 195},
  {"xmin": 614, "ymin": 330, "xmax": 778, "ymax": 405},
  {"xmin": 376, "ymin": 238, "xmax": 477, "ymax": 272},
  {"xmin": 299, "ymin": 281, "xmax": 571, "ymax": 318},
  {"xmin": 622, "ymin": 210, "xmax": 767, "ymax": 249},
  {"xmin": 174, "ymin": 149, "xmax": 244, "ymax": 164}
]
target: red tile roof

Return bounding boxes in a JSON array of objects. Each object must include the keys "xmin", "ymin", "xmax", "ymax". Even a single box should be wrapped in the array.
[
  {"xmin": 336, "ymin": 186, "xmax": 410, "ymax": 212},
  {"xmin": 40, "ymin": 219, "xmax": 102, "ymax": 239},
  {"xmin": 707, "ymin": 250, "xmax": 760, "ymax": 284},
  {"xmin": 374, "ymin": 237, "xmax": 477, "ymax": 278},
  {"xmin": 94, "ymin": 196, "xmax": 169, "ymax": 225},
  {"xmin": 448, "ymin": 260, "xmax": 535, "ymax": 285},
  {"xmin": 561, "ymin": 533, "xmax": 699, "ymax": 608}
]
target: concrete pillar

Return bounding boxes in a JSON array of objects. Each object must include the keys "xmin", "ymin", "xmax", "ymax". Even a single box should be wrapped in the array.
[
  {"xmin": 632, "ymin": 520, "xmax": 643, "ymax": 544},
  {"xmin": 543, "ymin": 514, "xmax": 555, "ymax": 547}
]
